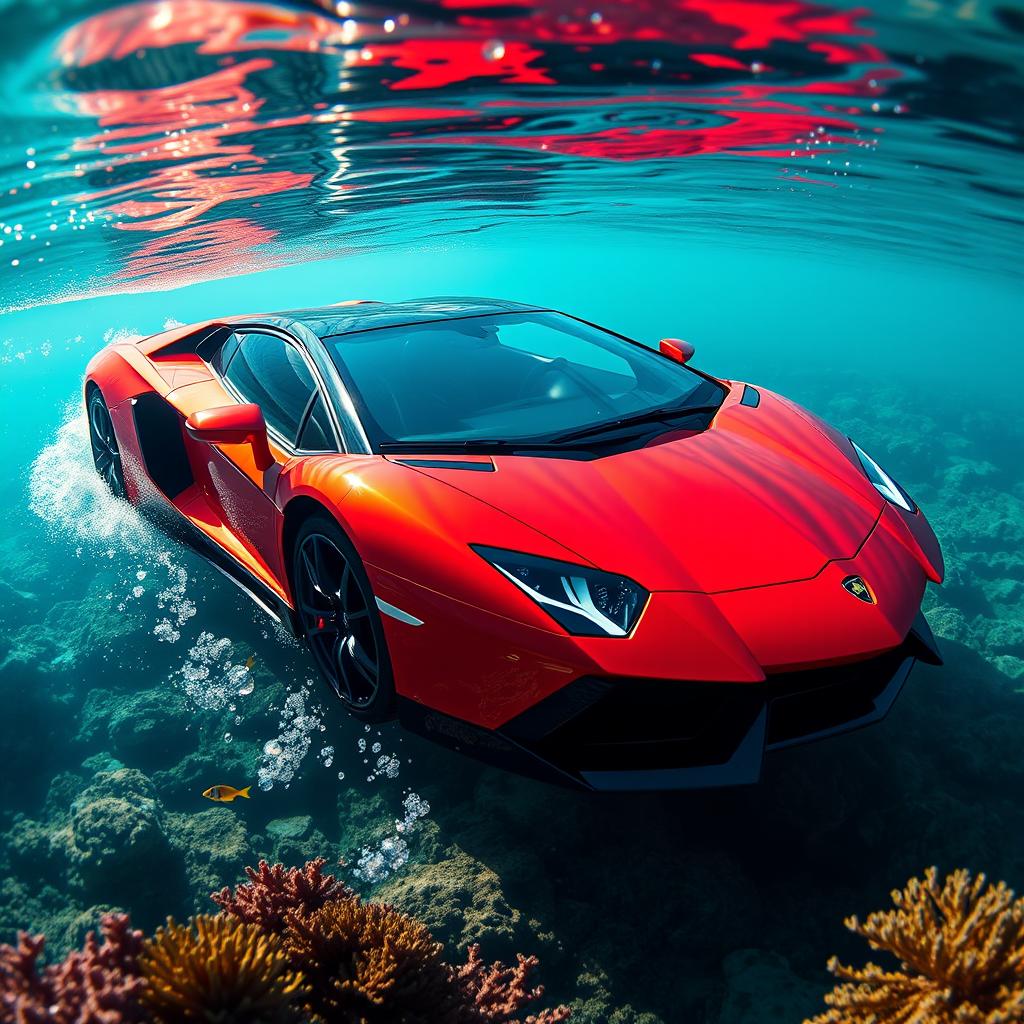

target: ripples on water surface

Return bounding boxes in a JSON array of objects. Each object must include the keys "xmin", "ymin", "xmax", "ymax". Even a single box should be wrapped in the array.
[
  {"xmin": 0, "ymin": 2, "xmax": 1023, "ymax": 1021},
  {"xmin": 0, "ymin": 0, "xmax": 1022, "ymax": 304}
]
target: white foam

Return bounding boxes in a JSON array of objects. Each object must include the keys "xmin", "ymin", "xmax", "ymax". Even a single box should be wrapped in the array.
[{"xmin": 29, "ymin": 404, "xmax": 154, "ymax": 553}]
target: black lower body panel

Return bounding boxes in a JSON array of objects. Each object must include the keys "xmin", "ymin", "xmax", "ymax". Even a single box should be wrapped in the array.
[{"xmin": 398, "ymin": 612, "xmax": 942, "ymax": 792}]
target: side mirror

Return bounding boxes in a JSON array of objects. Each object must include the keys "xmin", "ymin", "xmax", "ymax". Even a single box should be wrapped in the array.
[
  {"xmin": 185, "ymin": 404, "xmax": 274, "ymax": 471},
  {"xmin": 659, "ymin": 338, "xmax": 695, "ymax": 365}
]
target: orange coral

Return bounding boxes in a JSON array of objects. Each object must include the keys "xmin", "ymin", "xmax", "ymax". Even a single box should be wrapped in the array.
[
  {"xmin": 807, "ymin": 867, "xmax": 1024, "ymax": 1024},
  {"xmin": 140, "ymin": 915, "xmax": 309, "ymax": 1024},
  {"xmin": 284, "ymin": 894, "xmax": 472, "ymax": 1023}
]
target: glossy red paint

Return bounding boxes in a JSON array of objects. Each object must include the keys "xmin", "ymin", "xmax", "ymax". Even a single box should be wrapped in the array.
[
  {"xmin": 186, "ymin": 404, "xmax": 274, "ymax": 471},
  {"xmin": 84, "ymin": 311, "xmax": 943, "ymax": 780},
  {"xmin": 659, "ymin": 338, "xmax": 695, "ymax": 363}
]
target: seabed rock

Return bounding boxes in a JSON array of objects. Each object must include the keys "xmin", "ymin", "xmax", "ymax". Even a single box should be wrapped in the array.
[
  {"xmin": 378, "ymin": 843, "xmax": 537, "ymax": 960},
  {"xmin": 68, "ymin": 770, "xmax": 177, "ymax": 903},
  {"xmin": 166, "ymin": 806, "xmax": 251, "ymax": 913},
  {"xmin": 716, "ymin": 949, "xmax": 820, "ymax": 1024}
]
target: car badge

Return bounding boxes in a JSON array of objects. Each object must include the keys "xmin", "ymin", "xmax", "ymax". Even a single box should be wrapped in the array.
[{"xmin": 842, "ymin": 575, "xmax": 875, "ymax": 604}]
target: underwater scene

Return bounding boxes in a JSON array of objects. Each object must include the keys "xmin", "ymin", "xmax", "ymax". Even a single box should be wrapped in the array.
[{"xmin": 1, "ymin": 0, "xmax": 1023, "ymax": 1020}]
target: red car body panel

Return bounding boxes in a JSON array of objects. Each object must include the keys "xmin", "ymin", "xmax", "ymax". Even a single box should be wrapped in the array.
[
  {"xmin": 84, "ymin": 301, "xmax": 944, "ymax": 789},
  {"xmin": 397, "ymin": 388, "xmax": 886, "ymax": 593}
]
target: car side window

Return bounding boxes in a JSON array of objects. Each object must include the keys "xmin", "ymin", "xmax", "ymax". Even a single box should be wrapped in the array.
[
  {"xmin": 296, "ymin": 394, "xmax": 335, "ymax": 453},
  {"xmin": 210, "ymin": 332, "xmax": 241, "ymax": 376},
  {"xmin": 223, "ymin": 332, "xmax": 316, "ymax": 445}
]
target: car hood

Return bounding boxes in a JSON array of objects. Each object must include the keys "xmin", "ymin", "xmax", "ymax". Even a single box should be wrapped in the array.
[{"xmin": 394, "ymin": 388, "xmax": 884, "ymax": 593}]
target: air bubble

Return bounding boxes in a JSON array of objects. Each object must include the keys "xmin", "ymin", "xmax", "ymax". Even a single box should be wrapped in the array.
[{"xmin": 482, "ymin": 39, "xmax": 506, "ymax": 61}]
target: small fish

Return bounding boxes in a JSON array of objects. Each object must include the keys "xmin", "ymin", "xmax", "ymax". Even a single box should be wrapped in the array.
[
  {"xmin": 245, "ymin": 655, "xmax": 255, "ymax": 671},
  {"xmin": 203, "ymin": 784, "xmax": 251, "ymax": 803}
]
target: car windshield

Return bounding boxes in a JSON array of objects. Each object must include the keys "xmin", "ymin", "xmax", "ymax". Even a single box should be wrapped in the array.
[{"xmin": 323, "ymin": 312, "xmax": 722, "ymax": 448}]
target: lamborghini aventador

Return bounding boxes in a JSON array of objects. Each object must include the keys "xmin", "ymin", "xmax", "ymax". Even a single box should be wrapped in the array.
[{"xmin": 84, "ymin": 297, "xmax": 943, "ymax": 790}]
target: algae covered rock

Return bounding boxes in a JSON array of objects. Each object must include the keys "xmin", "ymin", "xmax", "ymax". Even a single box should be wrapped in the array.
[
  {"xmin": 264, "ymin": 814, "xmax": 330, "ymax": 868},
  {"xmin": 109, "ymin": 688, "xmax": 197, "ymax": 769},
  {"xmin": 68, "ymin": 770, "xmax": 171, "ymax": 891},
  {"xmin": 153, "ymin": 745, "xmax": 256, "ymax": 802},
  {"xmin": 6, "ymin": 584, "xmax": 147, "ymax": 676},
  {"xmin": 570, "ymin": 968, "xmax": 664, "ymax": 1024},
  {"xmin": 377, "ymin": 843, "xmax": 530, "ymax": 958},
  {"xmin": 5, "ymin": 816, "xmax": 65, "ymax": 883},
  {"xmin": 166, "ymin": 807, "xmax": 252, "ymax": 910}
]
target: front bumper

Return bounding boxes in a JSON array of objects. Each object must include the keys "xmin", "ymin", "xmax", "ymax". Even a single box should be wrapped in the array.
[{"xmin": 397, "ymin": 611, "xmax": 942, "ymax": 791}]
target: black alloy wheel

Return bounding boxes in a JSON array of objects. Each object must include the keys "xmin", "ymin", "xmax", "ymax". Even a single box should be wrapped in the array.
[
  {"xmin": 293, "ymin": 517, "xmax": 396, "ymax": 721},
  {"xmin": 87, "ymin": 389, "xmax": 126, "ymax": 499}
]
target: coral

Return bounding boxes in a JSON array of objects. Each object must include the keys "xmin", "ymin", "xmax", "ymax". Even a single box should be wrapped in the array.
[
  {"xmin": 283, "ymin": 893, "xmax": 471, "ymax": 1023},
  {"xmin": 807, "ymin": 867, "xmax": 1024, "ymax": 1024},
  {"xmin": 140, "ymin": 915, "xmax": 308, "ymax": 1024},
  {"xmin": 0, "ymin": 912, "xmax": 145, "ymax": 1023},
  {"xmin": 215, "ymin": 859, "xmax": 569, "ymax": 1023},
  {"xmin": 458, "ymin": 944, "xmax": 571, "ymax": 1024},
  {"xmin": 212, "ymin": 858, "xmax": 351, "ymax": 934},
  {"xmin": 0, "ymin": 931, "xmax": 49, "ymax": 1022}
]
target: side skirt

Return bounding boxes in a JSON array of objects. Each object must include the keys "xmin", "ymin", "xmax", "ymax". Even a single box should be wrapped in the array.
[{"xmin": 136, "ymin": 498, "xmax": 301, "ymax": 637}]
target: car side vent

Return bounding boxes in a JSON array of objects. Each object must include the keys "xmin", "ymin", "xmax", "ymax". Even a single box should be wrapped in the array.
[
  {"xmin": 132, "ymin": 394, "xmax": 195, "ymax": 499},
  {"xmin": 740, "ymin": 385, "xmax": 761, "ymax": 408},
  {"xmin": 394, "ymin": 459, "xmax": 495, "ymax": 472}
]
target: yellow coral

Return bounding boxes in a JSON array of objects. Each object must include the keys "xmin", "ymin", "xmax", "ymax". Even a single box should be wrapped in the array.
[
  {"xmin": 140, "ymin": 914, "xmax": 309, "ymax": 1024},
  {"xmin": 807, "ymin": 867, "xmax": 1024, "ymax": 1024}
]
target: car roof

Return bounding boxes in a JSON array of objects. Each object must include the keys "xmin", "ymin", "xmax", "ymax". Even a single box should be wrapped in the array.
[{"xmin": 234, "ymin": 296, "xmax": 549, "ymax": 341}]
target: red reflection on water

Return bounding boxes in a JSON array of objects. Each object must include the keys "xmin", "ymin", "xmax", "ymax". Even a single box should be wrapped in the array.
[
  {"xmin": 71, "ymin": 59, "xmax": 309, "ymax": 150},
  {"xmin": 114, "ymin": 217, "xmax": 277, "ymax": 281},
  {"xmin": 84, "ymin": 167, "xmax": 312, "ymax": 232},
  {"xmin": 51, "ymin": 0, "xmax": 896, "ymax": 289},
  {"xmin": 421, "ymin": 111, "xmax": 858, "ymax": 161},
  {"xmin": 440, "ymin": 0, "xmax": 883, "ymax": 63},
  {"xmin": 60, "ymin": 0, "xmax": 338, "ymax": 66},
  {"xmin": 378, "ymin": 66, "xmax": 890, "ymax": 161},
  {"xmin": 69, "ymin": 56, "xmax": 312, "ymax": 280},
  {"xmin": 691, "ymin": 53, "xmax": 753, "ymax": 70},
  {"xmin": 361, "ymin": 38, "xmax": 553, "ymax": 90}
]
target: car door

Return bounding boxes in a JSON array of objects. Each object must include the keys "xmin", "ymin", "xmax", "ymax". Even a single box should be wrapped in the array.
[{"xmin": 206, "ymin": 328, "xmax": 339, "ymax": 574}]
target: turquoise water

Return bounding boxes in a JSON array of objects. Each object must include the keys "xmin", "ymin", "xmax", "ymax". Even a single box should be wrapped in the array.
[{"xmin": 0, "ymin": 1, "xmax": 1022, "ymax": 1020}]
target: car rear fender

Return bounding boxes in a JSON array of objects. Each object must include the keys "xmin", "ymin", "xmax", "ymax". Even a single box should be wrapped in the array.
[{"xmin": 85, "ymin": 344, "xmax": 168, "ymax": 407}]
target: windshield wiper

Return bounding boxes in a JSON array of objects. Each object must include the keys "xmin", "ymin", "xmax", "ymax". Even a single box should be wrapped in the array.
[
  {"xmin": 378, "ymin": 439, "xmax": 564, "ymax": 453},
  {"xmin": 377, "ymin": 403, "xmax": 722, "ymax": 453},
  {"xmin": 551, "ymin": 404, "xmax": 722, "ymax": 444}
]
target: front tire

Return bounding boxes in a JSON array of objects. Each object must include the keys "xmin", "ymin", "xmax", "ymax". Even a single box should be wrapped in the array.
[
  {"xmin": 291, "ymin": 515, "xmax": 396, "ymax": 723},
  {"xmin": 87, "ymin": 387, "xmax": 127, "ymax": 499}
]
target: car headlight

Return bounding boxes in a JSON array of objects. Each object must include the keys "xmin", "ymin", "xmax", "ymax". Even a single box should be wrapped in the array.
[
  {"xmin": 472, "ymin": 546, "xmax": 648, "ymax": 637},
  {"xmin": 850, "ymin": 440, "xmax": 917, "ymax": 513}
]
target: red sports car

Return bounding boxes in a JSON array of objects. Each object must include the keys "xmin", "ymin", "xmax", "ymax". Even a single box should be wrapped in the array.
[{"xmin": 85, "ymin": 298, "xmax": 943, "ymax": 790}]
